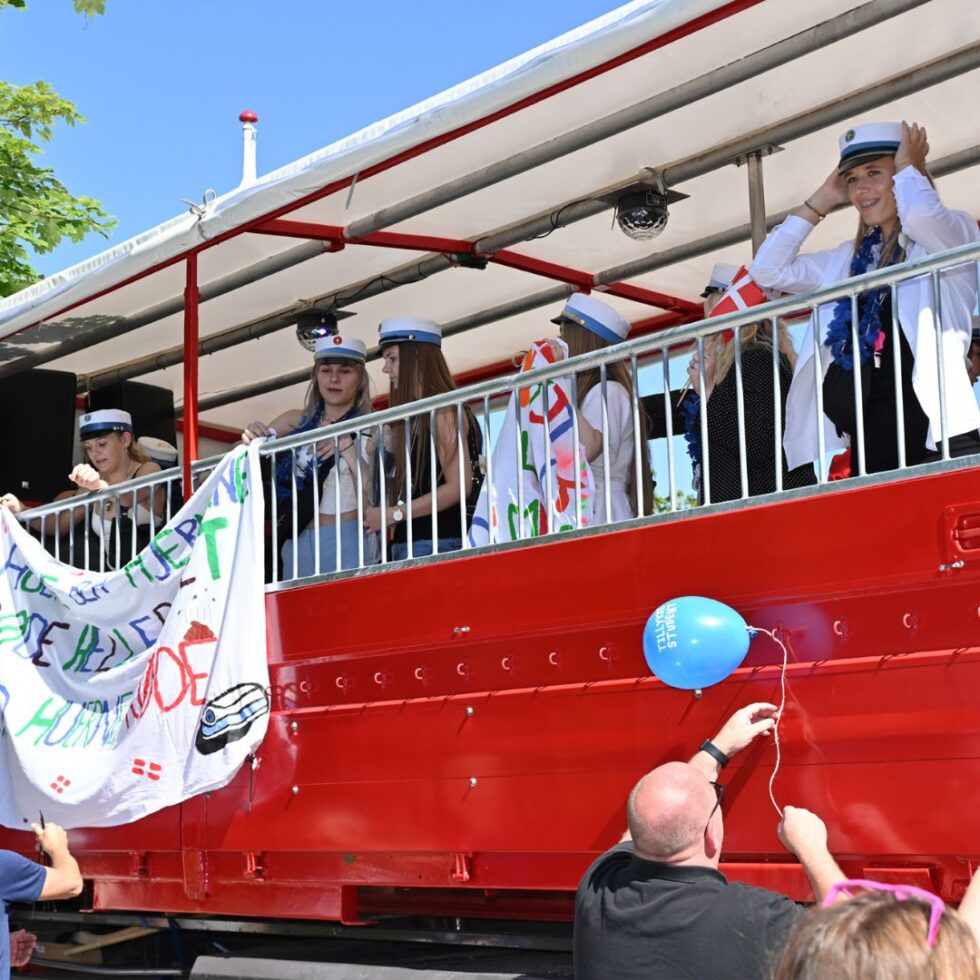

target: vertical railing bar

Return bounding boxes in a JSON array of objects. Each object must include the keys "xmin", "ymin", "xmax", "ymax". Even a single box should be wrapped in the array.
[
  {"xmin": 290, "ymin": 448, "xmax": 299, "ymax": 580},
  {"xmin": 542, "ymin": 374, "xmax": 554, "ymax": 534},
  {"xmin": 515, "ymin": 385, "xmax": 525, "ymax": 540},
  {"xmin": 311, "ymin": 439, "xmax": 321, "ymax": 577},
  {"xmin": 850, "ymin": 293, "xmax": 867, "ymax": 477},
  {"xmin": 697, "ymin": 335, "xmax": 711, "ymax": 505},
  {"xmin": 630, "ymin": 353, "xmax": 643, "ymax": 518},
  {"xmin": 333, "ymin": 435, "xmax": 342, "ymax": 573},
  {"xmin": 734, "ymin": 326, "xmax": 749, "ymax": 499},
  {"xmin": 429, "ymin": 409, "xmax": 439, "ymax": 555},
  {"xmin": 570, "ymin": 373, "xmax": 582, "ymax": 530},
  {"xmin": 84, "ymin": 501, "xmax": 91, "ymax": 572},
  {"xmin": 354, "ymin": 428, "xmax": 365, "ymax": 569},
  {"xmin": 772, "ymin": 316, "xmax": 783, "ymax": 494},
  {"xmin": 113, "ymin": 492, "xmax": 121, "ymax": 570},
  {"xmin": 662, "ymin": 349, "xmax": 677, "ymax": 511},
  {"xmin": 482, "ymin": 395, "xmax": 495, "ymax": 544},
  {"xmin": 890, "ymin": 282, "xmax": 906, "ymax": 470},
  {"xmin": 270, "ymin": 452, "xmax": 279, "ymax": 585},
  {"xmin": 931, "ymin": 269, "xmax": 950, "ymax": 459},
  {"xmin": 378, "ymin": 422, "xmax": 388, "ymax": 564},
  {"xmin": 404, "ymin": 417, "xmax": 414, "ymax": 558},
  {"xmin": 130, "ymin": 486, "xmax": 137, "ymax": 562},
  {"xmin": 812, "ymin": 306, "xmax": 827, "ymax": 483},
  {"xmin": 599, "ymin": 363, "xmax": 611, "ymax": 524},
  {"xmin": 457, "ymin": 403, "xmax": 468, "ymax": 551}
]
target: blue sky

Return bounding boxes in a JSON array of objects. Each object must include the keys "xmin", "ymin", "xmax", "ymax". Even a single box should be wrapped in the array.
[{"xmin": 3, "ymin": 0, "xmax": 623, "ymax": 276}]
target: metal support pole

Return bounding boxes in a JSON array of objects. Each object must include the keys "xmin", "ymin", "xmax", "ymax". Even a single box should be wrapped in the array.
[
  {"xmin": 182, "ymin": 254, "xmax": 200, "ymax": 501},
  {"xmin": 745, "ymin": 151, "xmax": 767, "ymax": 255}
]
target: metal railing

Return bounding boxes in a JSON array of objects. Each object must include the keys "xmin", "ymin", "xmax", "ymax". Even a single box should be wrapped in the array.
[{"xmin": 12, "ymin": 238, "xmax": 980, "ymax": 585}]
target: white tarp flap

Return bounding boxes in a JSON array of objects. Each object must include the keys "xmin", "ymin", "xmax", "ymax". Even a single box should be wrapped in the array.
[
  {"xmin": 469, "ymin": 340, "xmax": 594, "ymax": 546},
  {"xmin": 0, "ymin": 445, "xmax": 268, "ymax": 829}
]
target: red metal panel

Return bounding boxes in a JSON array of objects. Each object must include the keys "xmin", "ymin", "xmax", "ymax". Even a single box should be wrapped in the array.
[{"xmin": 5, "ymin": 467, "xmax": 980, "ymax": 922}]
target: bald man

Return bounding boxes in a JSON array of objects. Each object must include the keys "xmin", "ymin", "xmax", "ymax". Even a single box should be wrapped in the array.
[{"xmin": 573, "ymin": 703, "xmax": 843, "ymax": 980}]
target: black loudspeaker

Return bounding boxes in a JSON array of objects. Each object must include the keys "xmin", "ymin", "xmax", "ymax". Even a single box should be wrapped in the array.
[
  {"xmin": 89, "ymin": 380, "xmax": 177, "ymax": 448},
  {"xmin": 0, "ymin": 369, "xmax": 78, "ymax": 503}
]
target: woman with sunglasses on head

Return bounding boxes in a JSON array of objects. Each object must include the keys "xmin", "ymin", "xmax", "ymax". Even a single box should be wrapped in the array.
[
  {"xmin": 774, "ymin": 877, "xmax": 980, "ymax": 979},
  {"xmin": 750, "ymin": 121, "xmax": 980, "ymax": 477},
  {"xmin": 364, "ymin": 318, "xmax": 483, "ymax": 560},
  {"xmin": 1, "ymin": 409, "xmax": 163, "ymax": 569},
  {"xmin": 242, "ymin": 335, "xmax": 376, "ymax": 578}
]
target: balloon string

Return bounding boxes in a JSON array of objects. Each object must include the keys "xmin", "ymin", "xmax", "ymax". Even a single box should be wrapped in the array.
[{"xmin": 749, "ymin": 626, "xmax": 789, "ymax": 818}]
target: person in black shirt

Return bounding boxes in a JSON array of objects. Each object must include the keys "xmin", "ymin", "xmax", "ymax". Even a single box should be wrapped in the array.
[
  {"xmin": 573, "ymin": 703, "xmax": 844, "ymax": 980},
  {"xmin": 365, "ymin": 317, "xmax": 483, "ymax": 560},
  {"xmin": 642, "ymin": 265, "xmax": 816, "ymax": 503}
]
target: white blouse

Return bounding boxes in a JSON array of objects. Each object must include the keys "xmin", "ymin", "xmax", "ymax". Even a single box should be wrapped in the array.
[
  {"xmin": 749, "ymin": 166, "xmax": 980, "ymax": 470},
  {"xmin": 582, "ymin": 380, "xmax": 636, "ymax": 524}
]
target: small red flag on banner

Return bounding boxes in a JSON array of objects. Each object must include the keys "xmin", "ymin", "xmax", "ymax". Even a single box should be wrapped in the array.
[{"xmin": 708, "ymin": 266, "xmax": 768, "ymax": 342}]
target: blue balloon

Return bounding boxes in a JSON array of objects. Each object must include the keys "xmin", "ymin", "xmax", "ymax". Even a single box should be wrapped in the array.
[{"xmin": 642, "ymin": 596, "xmax": 750, "ymax": 690}]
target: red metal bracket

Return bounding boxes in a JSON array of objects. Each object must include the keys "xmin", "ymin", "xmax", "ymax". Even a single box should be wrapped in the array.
[
  {"xmin": 243, "ymin": 851, "xmax": 266, "ymax": 880},
  {"xmin": 943, "ymin": 504, "xmax": 980, "ymax": 568},
  {"xmin": 451, "ymin": 852, "xmax": 473, "ymax": 883}
]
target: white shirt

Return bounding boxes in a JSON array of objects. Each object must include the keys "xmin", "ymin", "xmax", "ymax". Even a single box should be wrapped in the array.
[
  {"xmin": 749, "ymin": 166, "xmax": 980, "ymax": 470},
  {"xmin": 318, "ymin": 440, "xmax": 370, "ymax": 517},
  {"xmin": 582, "ymin": 380, "xmax": 636, "ymax": 524}
]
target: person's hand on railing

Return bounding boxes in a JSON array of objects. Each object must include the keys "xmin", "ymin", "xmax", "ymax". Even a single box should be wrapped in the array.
[
  {"xmin": 69, "ymin": 463, "xmax": 108, "ymax": 493},
  {"xmin": 242, "ymin": 421, "xmax": 275, "ymax": 444},
  {"xmin": 0, "ymin": 492, "xmax": 25, "ymax": 514},
  {"xmin": 894, "ymin": 120, "xmax": 929, "ymax": 176}
]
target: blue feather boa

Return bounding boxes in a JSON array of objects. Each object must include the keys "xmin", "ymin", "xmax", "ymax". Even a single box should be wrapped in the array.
[
  {"xmin": 680, "ymin": 393, "xmax": 702, "ymax": 471},
  {"xmin": 824, "ymin": 227, "xmax": 887, "ymax": 371}
]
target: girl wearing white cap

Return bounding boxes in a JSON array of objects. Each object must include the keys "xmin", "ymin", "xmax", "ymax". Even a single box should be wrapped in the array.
[
  {"xmin": 549, "ymin": 293, "xmax": 654, "ymax": 522},
  {"xmin": 242, "ymin": 335, "xmax": 375, "ymax": 578},
  {"xmin": 642, "ymin": 265, "xmax": 815, "ymax": 502},
  {"xmin": 750, "ymin": 121, "xmax": 980, "ymax": 473},
  {"xmin": 1, "ymin": 409, "xmax": 163, "ymax": 567},
  {"xmin": 365, "ymin": 317, "xmax": 483, "ymax": 559}
]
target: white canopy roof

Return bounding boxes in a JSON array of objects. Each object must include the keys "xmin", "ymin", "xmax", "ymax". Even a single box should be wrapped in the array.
[{"xmin": 0, "ymin": 0, "xmax": 977, "ymax": 431}]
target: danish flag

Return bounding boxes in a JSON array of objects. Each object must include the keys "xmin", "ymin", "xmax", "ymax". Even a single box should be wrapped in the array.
[{"xmin": 708, "ymin": 266, "xmax": 768, "ymax": 342}]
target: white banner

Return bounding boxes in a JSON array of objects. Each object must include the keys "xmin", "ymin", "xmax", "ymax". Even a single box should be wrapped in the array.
[
  {"xmin": 0, "ymin": 445, "xmax": 268, "ymax": 829},
  {"xmin": 469, "ymin": 340, "xmax": 594, "ymax": 546}
]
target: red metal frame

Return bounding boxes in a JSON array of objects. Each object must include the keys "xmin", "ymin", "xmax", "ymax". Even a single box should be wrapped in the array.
[
  {"xmin": 250, "ymin": 220, "xmax": 702, "ymax": 314},
  {"xmin": 182, "ymin": 255, "xmax": 200, "ymax": 498}
]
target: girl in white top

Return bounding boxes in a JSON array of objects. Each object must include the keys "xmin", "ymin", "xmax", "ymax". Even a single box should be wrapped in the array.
[
  {"xmin": 549, "ymin": 293, "xmax": 655, "ymax": 524},
  {"xmin": 242, "ymin": 335, "xmax": 376, "ymax": 578},
  {"xmin": 749, "ymin": 121, "xmax": 980, "ymax": 473},
  {"xmin": 0, "ymin": 409, "xmax": 163, "ymax": 570}
]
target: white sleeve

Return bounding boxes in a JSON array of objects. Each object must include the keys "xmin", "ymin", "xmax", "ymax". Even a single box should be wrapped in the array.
[
  {"xmin": 581, "ymin": 381, "xmax": 631, "ymax": 437},
  {"xmin": 894, "ymin": 166, "xmax": 980, "ymax": 254},
  {"xmin": 749, "ymin": 215, "xmax": 844, "ymax": 294}
]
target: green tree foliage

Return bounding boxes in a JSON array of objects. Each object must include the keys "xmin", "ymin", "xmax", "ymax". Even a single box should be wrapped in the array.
[{"xmin": 0, "ymin": 0, "xmax": 114, "ymax": 296}]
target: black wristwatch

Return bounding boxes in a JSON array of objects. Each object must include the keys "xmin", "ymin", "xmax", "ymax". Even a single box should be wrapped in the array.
[{"xmin": 699, "ymin": 739, "xmax": 730, "ymax": 768}]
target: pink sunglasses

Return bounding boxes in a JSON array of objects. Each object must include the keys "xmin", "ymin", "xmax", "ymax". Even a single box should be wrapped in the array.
[{"xmin": 822, "ymin": 878, "xmax": 945, "ymax": 948}]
